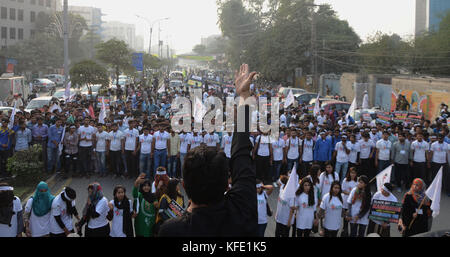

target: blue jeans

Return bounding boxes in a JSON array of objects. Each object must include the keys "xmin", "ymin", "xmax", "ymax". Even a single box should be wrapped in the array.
[
  {"xmin": 168, "ymin": 155, "xmax": 177, "ymax": 178},
  {"xmin": 154, "ymin": 149, "xmax": 167, "ymax": 174},
  {"xmin": 258, "ymin": 223, "xmax": 267, "ymax": 237},
  {"xmin": 272, "ymin": 160, "xmax": 282, "ymax": 181},
  {"xmin": 96, "ymin": 151, "xmax": 106, "ymax": 175},
  {"xmin": 47, "ymin": 147, "xmax": 61, "ymax": 173},
  {"xmin": 287, "ymin": 158, "xmax": 299, "ymax": 174},
  {"xmin": 139, "ymin": 153, "xmax": 151, "ymax": 178},
  {"xmin": 180, "ymin": 153, "xmax": 187, "ymax": 178},
  {"xmin": 335, "ymin": 161, "xmax": 349, "ymax": 181}
]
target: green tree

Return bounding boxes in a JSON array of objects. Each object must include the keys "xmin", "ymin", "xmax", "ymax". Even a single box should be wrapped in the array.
[
  {"xmin": 69, "ymin": 60, "xmax": 109, "ymax": 94},
  {"xmin": 95, "ymin": 39, "xmax": 132, "ymax": 87},
  {"xmin": 143, "ymin": 53, "xmax": 162, "ymax": 69},
  {"xmin": 193, "ymin": 44, "xmax": 207, "ymax": 55}
]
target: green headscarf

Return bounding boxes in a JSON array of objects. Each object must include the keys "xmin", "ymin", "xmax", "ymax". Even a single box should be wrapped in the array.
[{"xmin": 32, "ymin": 181, "xmax": 55, "ymax": 217}]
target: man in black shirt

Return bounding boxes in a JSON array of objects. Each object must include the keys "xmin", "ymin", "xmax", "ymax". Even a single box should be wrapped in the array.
[{"xmin": 158, "ymin": 64, "xmax": 258, "ymax": 237}]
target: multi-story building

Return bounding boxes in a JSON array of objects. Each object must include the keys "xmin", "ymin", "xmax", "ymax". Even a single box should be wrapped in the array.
[
  {"xmin": 415, "ymin": 0, "xmax": 450, "ymax": 36},
  {"xmin": 68, "ymin": 5, "xmax": 103, "ymax": 35},
  {"xmin": 0, "ymin": 0, "xmax": 60, "ymax": 49},
  {"xmin": 102, "ymin": 21, "xmax": 136, "ymax": 50}
]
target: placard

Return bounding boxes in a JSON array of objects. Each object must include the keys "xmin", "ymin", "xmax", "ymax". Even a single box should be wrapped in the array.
[
  {"xmin": 376, "ymin": 111, "xmax": 391, "ymax": 125},
  {"xmin": 362, "ymin": 112, "xmax": 372, "ymax": 121},
  {"xmin": 163, "ymin": 199, "xmax": 185, "ymax": 219},
  {"xmin": 369, "ymin": 200, "xmax": 402, "ymax": 223},
  {"xmin": 393, "ymin": 111, "xmax": 408, "ymax": 123}
]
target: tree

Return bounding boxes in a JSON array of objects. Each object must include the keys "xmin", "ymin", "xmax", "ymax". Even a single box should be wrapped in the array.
[
  {"xmin": 69, "ymin": 60, "xmax": 109, "ymax": 94},
  {"xmin": 193, "ymin": 44, "xmax": 207, "ymax": 55},
  {"xmin": 143, "ymin": 53, "xmax": 162, "ymax": 70},
  {"xmin": 95, "ymin": 39, "xmax": 132, "ymax": 88}
]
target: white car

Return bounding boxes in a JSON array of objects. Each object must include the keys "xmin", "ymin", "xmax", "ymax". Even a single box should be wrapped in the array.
[
  {"xmin": 52, "ymin": 88, "xmax": 76, "ymax": 100},
  {"xmin": 25, "ymin": 96, "xmax": 59, "ymax": 113}
]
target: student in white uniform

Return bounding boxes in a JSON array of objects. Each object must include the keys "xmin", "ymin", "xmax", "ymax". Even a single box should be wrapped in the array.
[
  {"xmin": 367, "ymin": 183, "xmax": 398, "ymax": 237},
  {"xmin": 286, "ymin": 130, "xmax": 301, "ymax": 172},
  {"xmin": 256, "ymin": 180, "xmax": 274, "ymax": 237},
  {"xmin": 0, "ymin": 183, "xmax": 24, "ymax": 237},
  {"xmin": 341, "ymin": 167, "xmax": 358, "ymax": 237},
  {"xmin": 346, "ymin": 175, "xmax": 372, "ymax": 237},
  {"xmin": 274, "ymin": 175, "xmax": 295, "ymax": 237},
  {"xmin": 429, "ymin": 134, "xmax": 448, "ymax": 185},
  {"xmin": 108, "ymin": 185, "xmax": 135, "ymax": 237},
  {"xmin": 76, "ymin": 183, "xmax": 110, "ymax": 237},
  {"xmin": 190, "ymin": 130, "xmax": 203, "ymax": 149},
  {"xmin": 318, "ymin": 181, "xmax": 344, "ymax": 237},
  {"xmin": 50, "ymin": 187, "xmax": 79, "ymax": 237},
  {"xmin": 24, "ymin": 181, "xmax": 55, "ymax": 237},
  {"xmin": 319, "ymin": 161, "xmax": 339, "ymax": 198},
  {"xmin": 287, "ymin": 178, "xmax": 318, "ymax": 237}
]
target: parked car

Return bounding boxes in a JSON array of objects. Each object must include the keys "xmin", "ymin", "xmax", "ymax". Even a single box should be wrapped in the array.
[
  {"xmin": 0, "ymin": 107, "xmax": 14, "ymax": 116},
  {"xmin": 278, "ymin": 87, "xmax": 307, "ymax": 98},
  {"xmin": 295, "ymin": 93, "xmax": 318, "ymax": 105},
  {"xmin": 25, "ymin": 96, "xmax": 59, "ymax": 113},
  {"xmin": 44, "ymin": 74, "xmax": 65, "ymax": 87},
  {"xmin": 321, "ymin": 100, "xmax": 352, "ymax": 115},
  {"xmin": 32, "ymin": 78, "xmax": 56, "ymax": 92},
  {"xmin": 169, "ymin": 80, "xmax": 183, "ymax": 89},
  {"xmin": 52, "ymin": 88, "xmax": 76, "ymax": 101}
]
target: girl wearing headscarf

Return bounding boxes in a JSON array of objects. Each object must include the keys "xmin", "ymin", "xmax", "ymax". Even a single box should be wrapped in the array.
[
  {"xmin": 108, "ymin": 185, "xmax": 135, "ymax": 237},
  {"xmin": 346, "ymin": 175, "xmax": 372, "ymax": 237},
  {"xmin": 24, "ymin": 181, "xmax": 55, "ymax": 237},
  {"xmin": 0, "ymin": 183, "xmax": 24, "ymax": 237},
  {"xmin": 49, "ymin": 187, "xmax": 79, "ymax": 237},
  {"xmin": 76, "ymin": 182, "xmax": 110, "ymax": 237},
  {"xmin": 133, "ymin": 173, "xmax": 157, "ymax": 237},
  {"xmin": 398, "ymin": 178, "xmax": 432, "ymax": 237}
]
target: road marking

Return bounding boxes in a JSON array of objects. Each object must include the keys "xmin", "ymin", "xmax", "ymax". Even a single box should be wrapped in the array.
[{"xmin": 55, "ymin": 177, "xmax": 73, "ymax": 195}]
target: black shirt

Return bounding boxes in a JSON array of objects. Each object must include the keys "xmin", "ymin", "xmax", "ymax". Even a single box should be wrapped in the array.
[{"xmin": 158, "ymin": 106, "xmax": 257, "ymax": 237}]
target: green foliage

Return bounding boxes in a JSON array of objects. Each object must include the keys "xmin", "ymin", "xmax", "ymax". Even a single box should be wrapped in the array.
[
  {"xmin": 143, "ymin": 53, "xmax": 162, "ymax": 69},
  {"xmin": 7, "ymin": 144, "xmax": 45, "ymax": 187},
  {"xmin": 96, "ymin": 39, "xmax": 132, "ymax": 86},
  {"xmin": 70, "ymin": 60, "xmax": 109, "ymax": 89}
]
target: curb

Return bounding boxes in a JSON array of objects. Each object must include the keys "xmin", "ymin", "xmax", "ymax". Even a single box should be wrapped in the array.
[{"xmin": 20, "ymin": 173, "xmax": 59, "ymax": 205}]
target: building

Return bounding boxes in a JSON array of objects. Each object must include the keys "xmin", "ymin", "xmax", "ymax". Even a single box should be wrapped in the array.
[
  {"xmin": 415, "ymin": 0, "xmax": 450, "ymax": 36},
  {"xmin": 102, "ymin": 21, "xmax": 136, "ymax": 50},
  {"xmin": 68, "ymin": 5, "xmax": 103, "ymax": 35},
  {"xmin": 0, "ymin": 0, "xmax": 60, "ymax": 49}
]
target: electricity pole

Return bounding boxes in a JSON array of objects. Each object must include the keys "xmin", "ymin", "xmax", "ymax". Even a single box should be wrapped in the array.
[{"xmin": 63, "ymin": 0, "xmax": 69, "ymax": 89}]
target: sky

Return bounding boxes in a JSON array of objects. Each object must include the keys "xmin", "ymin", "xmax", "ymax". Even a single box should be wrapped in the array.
[{"xmin": 67, "ymin": 0, "xmax": 416, "ymax": 54}]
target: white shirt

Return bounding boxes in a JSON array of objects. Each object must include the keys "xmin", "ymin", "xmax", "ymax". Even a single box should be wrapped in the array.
[
  {"xmin": 358, "ymin": 139, "xmax": 375, "ymax": 159},
  {"xmin": 257, "ymin": 192, "xmax": 268, "ymax": 225},
  {"xmin": 95, "ymin": 131, "xmax": 109, "ymax": 152},
  {"xmin": 50, "ymin": 194, "xmax": 76, "ymax": 234},
  {"xmin": 78, "ymin": 125, "xmax": 96, "ymax": 147},
  {"xmin": 319, "ymin": 172, "xmax": 339, "ymax": 197},
  {"xmin": 0, "ymin": 197, "xmax": 21, "ymax": 237},
  {"xmin": 317, "ymin": 115, "xmax": 326, "ymax": 125},
  {"xmin": 292, "ymin": 193, "xmax": 317, "ymax": 229},
  {"xmin": 275, "ymin": 185, "xmax": 295, "ymax": 225},
  {"xmin": 348, "ymin": 141, "xmax": 360, "ymax": 163},
  {"xmin": 301, "ymin": 139, "xmax": 314, "ymax": 162},
  {"xmin": 341, "ymin": 180, "xmax": 358, "ymax": 209},
  {"xmin": 287, "ymin": 137, "xmax": 301, "ymax": 159},
  {"xmin": 179, "ymin": 133, "xmax": 193, "ymax": 154},
  {"xmin": 370, "ymin": 191, "xmax": 398, "ymax": 225},
  {"xmin": 109, "ymin": 200, "xmax": 133, "ymax": 237},
  {"xmin": 271, "ymin": 138, "xmax": 286, "ymax": 161},
  {"xmin": 335, "ymin": 141, "xmax": 351, "ymax": 163},
  {"xmin": 124, "ymin": 128, "xmax": 139, "ymax": 151},
  {"xmin": 204, "ymin": 133, "xmax": 219, "ymax": 147},
  {"xmin": 411, "ymin": 140, "xmax": 429, "ymax": 163},
  {"xmin": 376, "ymin": 139, "xmax": 392, "ymax": 161},
  {"xmin": 25, "ymin": 198, "xmax": 51, "ymax": 237},
  {"xmin": 256, "ymin": 135, "xmax": 271, "ymax": 157},
  {"xmin": 87, "ymin": 197, "xmax": 110, "ymax": 229},
  {"xmin": 190, "ymin": 134, "xmax": 203, "ymax": 149},
  {"xmin": 108, "ymin": 131, "xmax": 124, "ymax": 151},
  {"xmin": 347, "ymin": 187, "xmax": 370, "ymax": 225},
  {"xmin": 280, "ymin": 114, "xmax": 287, "ymax": 127},
  {"xmin": 430, "ymin": 142, "xmax": 448, "ymax": 164},
  {"xmin": 153, "ymin": 131, "xmax": 170, "ymax": 150},
  {"xmin": 139, "ymin": 134, "xmax": 153, "ymax": 154},
  {"xmin": 320, "ymin": 193, "xmax": 344, "ymax": 231},
  {"xmin": 221, "ymin": 134, "xmax": 233, "ymax": 158}
]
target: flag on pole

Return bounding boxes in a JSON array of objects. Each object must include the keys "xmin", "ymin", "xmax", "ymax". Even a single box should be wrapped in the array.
[
  {"xmin": 64, "ymin": 81, "xmax": 71, "ymax": 101},
  {"xmin": 8, "ymin": 101, "xmax": 16, "ymax": 130},
  {"xmin": 98, "ymin": 98, "xmax": 106, "ymax": 124},
  {"xmin": 362, "ymin": 91, "xmax": 369, "ymax": 109},
  {"xmin": 313, "ymin": 94, "xmax": 321, "ymax": 117},
  {"xmin": 280, "ymin": 163, "xmax": 299, "ymax": 201},
  {"xmin": 157, "ymin": 84, "xmax": 165, "ymax": 93},
  {"xmin": 58, "ymin": 125, "xmax": 66, "ymax": 157},
  {"xmin": 193, "ymin": 97, "xmax": 206, "ymax": 123},
  {"xmin": 425, "ymin": 167, "xmax": 442, "ymax": 218},
  {"xmin": 88, "ymin": 105, "xmax": 95, "ymax": 119},
  {"xmin": 376, "ymin": 165, "xmax": 392, "ymax": 192},
  {"xmin": 346, "ymin": 97, "xmax": 356, "ymax": 120},
  {"xmin": 284, "ymin": 90, "xmax": 294, "ymax": 108}
]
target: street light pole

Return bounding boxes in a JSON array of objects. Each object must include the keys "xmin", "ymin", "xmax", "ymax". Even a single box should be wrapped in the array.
[
  {"xmin": 136, "ymin": 15, "xmax": 169, "ymax": 55},
  {"xmin": 63, "ymin": 0, "xmax": 69, "ymax": 89}
]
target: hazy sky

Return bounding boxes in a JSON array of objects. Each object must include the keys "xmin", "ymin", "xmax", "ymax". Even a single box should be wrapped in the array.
[{"xmin": 68, "ymin": 0, "xmax": 415, "ymax": 54}]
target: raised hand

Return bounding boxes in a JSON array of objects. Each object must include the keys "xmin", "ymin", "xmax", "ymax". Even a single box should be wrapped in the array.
[{"xmin": 234, "ymin": 64, "xmax": 257, "ymax": 100}]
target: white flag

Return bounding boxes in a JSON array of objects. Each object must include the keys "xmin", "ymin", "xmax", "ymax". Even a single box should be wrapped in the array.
[
  {"xmin": 280, "ymin": 163, "xmax": 299, "ymax": 201},
  {"xmin": 64, "ymin": 81, "xmax": 71, "ymax": 101},
  {"xmin": 98, "ymin": 98, "xmax": 106, "ymax": 124},
  {"xmin": 346, "ymin": 97, "xmax": 356, "ymax": 120},
  {"xmin": 58, "ymin": 125, "xmax": 66, "ymax": 157},
  {"xmin": 8, "ymin": 101, "xmax": 17, "ymax": 129},
  {"xmin": 193, "ymin": 97, "xmax": 207, "ymax": 123},
  {"xmin": 313, "ymin": 94, "xmax": 321, "ymax": 117},
  {"xmin": 157, "ymin": 84, "xmax": 165, "ymax": 93},
  {"xmin": 49, "ymin": 103, "xmax": 62, "ymax": 113},
  {"xmin": 284, "ymin": 90, "xmax": 294, "ymax": 108},
  {"xmin": 362, "ymin": 91, "xmax": 369, "ymax": 109},
  {"xmin": 425, "ymin": 167, "xmax": 442, "ymax": 218},
  {"xmin": 376, "ymin": 165, "xmax": 392, "ymax": 192}
]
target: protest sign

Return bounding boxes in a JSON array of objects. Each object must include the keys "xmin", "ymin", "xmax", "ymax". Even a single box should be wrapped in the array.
[
  {"xmin": 362, "ymin": 112, "xmax": 372, "ymax": 121},
  {"xmin": 393, "ymin": 111, "xmax": 408, "ymax": 123},
  {"xmin": 369, "ymin": 200, "xmax": 402, "ymax": 223},
  {"xmin": 376, "ymin": 111, "xmax": 391, "ymax": 125},
  {"xmin": 163, "ymin": 199, "xmax": 185, "ymax": 219},
  {"xmin": 406, "ymin": 112, "xmax": 423, "ymax": 124}
]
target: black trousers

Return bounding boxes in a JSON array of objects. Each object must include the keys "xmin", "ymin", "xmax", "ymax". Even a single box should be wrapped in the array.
[
  {"xmin": 324, "ymin": 228, "xmax": 338, "ymax": 237},
  {"xmin": 64, "ymin": 153, "xmax": 78, "ymax": 174},
  {"xmin": 300, "ymin": 161, "xmax": 312, "ymax": 178},
  {"xmin": 412, "ymin": 162, "xmax": 426, "ymax": 183},
  {"xmin": 85, "ymin": 224, "xmax": 110, "ymax": 237},
  {"xmin": 430, "ymin": 162, "xmax": 446, "ymax": 186},
  {"xmin": 125, "ymin": 150, "xmax": 138, "ymax": 177},
  {"xmin": 110, "ymin": 150, "xmax": 123, "ymax": 176},
  {"xmin": 296, "ymin": 228, "xmax": 311, "ymax": 237},
  {"xmin": 255, "ymin": 155, "xmax": 271, "ymax": 184},
  {"xmin": 394, "ymin": 163, "xmax": 409, "ymax": 189},
  {"xmin": 360, "ymin": 158, "xmax": 371, "ymax": 178},
  {"xmin": 275, "ymin": 222, "xmax": 290, "ymax": 237},
  {"xmin": 367, "ymin": 220, "xmax": 390, "ymax": 237},
  {"xmin": 78, "ymin": 146, "xmax": 92, "ymax": 175}
]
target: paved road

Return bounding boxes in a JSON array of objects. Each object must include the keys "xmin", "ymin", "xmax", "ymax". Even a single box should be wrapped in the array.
[{"xmin": 56, "ymin": 174, "xmax": 449, "ymax": 237}]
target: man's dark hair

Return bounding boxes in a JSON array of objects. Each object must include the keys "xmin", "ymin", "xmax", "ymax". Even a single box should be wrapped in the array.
[{"xmin": 183, "ymin": 145, "xmax": 229, "ymax": 205}]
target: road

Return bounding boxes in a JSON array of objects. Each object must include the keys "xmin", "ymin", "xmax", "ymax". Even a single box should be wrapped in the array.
[{"xmin": 56, "ymin": 174, "xmax": 449, "ymax": 237}]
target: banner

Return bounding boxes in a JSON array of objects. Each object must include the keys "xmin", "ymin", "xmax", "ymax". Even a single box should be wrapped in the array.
[
  {"xmin": 406, "ymin": 112, "xmax": 423, "ymax": 124},
  {"xmin": 369, "ymin": 200, "xmax": 402, "ymax": 223},
  {"xmin": 376, "ymin": 111, "xmax": 391, "ymax": 125},
  {"xmin": 362, "ymin": 112, "xmax": 372, "ymax": 121},
  {"xmin": 132, "ymin": 53, "xmax": 144, "ymax": 71},
  {"xmin": 393, "ymin": 111, "xmax": 408, "ymax": 123}
]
